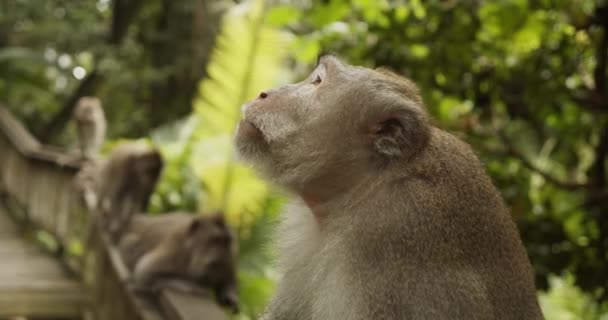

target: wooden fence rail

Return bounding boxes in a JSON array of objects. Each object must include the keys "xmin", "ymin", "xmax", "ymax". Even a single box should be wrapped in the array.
[{"xmin": 0, "ymin": 104, "xmax": 226, "ymax": 320}]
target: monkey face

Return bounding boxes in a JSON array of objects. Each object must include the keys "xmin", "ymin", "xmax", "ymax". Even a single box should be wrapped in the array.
[
  {"xmin": 133, "ymin": 151, "xmax": 164, "ymax": 187},
  {"xmin": 182, "ymin": 213, "xmax": 239, "ymax": 311},
  {"xmin": 236, "ymin": 55, "xmax": 429, "ymax": 195},
  {"xmin": 185, "ymin": 213, "xmax": 237, "ymax": 281}
]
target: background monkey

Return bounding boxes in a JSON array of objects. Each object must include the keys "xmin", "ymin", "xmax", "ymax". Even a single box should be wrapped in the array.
[
  {"xmin": 94, "ymin": 142, "xmax": 164, "ymax": 241},
  {"xmin": 73, "ymin": 96, "xmax": 106, "ymax": 159},
  {"xmin": 118, "ymin": 211, "xmax": 239, "ymax": 312},
  {"xmin": 235, "ymin": 55, "xmax": 543, "ymax": 319}
]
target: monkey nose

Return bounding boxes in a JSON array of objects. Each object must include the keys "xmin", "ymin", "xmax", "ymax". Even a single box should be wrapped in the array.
[{"xmin": 259, "ymin": 91, "xmax": 268, "ymax": 99}]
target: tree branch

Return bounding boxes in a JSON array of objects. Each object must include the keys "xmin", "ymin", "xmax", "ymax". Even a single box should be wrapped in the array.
[
  {"xmin": 591, "ymin": 126, "xmax": 608, "ymax": 188},
  {"xmin": 109, "ymin": 0, "xmax": 144, "ymax": 45},
  {"xmin": 496, "ymin": 131, "xmax": 590, "ymax": 190},
  {"xmin": 589, "ymin": 5, "xmax": 608, "ymax": 272}
]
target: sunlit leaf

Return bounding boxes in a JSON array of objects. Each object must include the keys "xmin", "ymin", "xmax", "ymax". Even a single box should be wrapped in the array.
[
  {"xmin": 308, "ymin": 0, "xmax": 350, "ymax": 27},
  {"xmin": 265, "ymin": 5, "xmax": 301, "ymax": 27},
  {"xmin": 511, "ymin": 12, "xmax": 546, "ymax": 55}
]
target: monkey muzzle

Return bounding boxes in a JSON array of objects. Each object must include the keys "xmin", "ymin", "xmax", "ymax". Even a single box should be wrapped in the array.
[{"xmin": 237, "ymin": 119, "xmax": 262, "ymax": 138}]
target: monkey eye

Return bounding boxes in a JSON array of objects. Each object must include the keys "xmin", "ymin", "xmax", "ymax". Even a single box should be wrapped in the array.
[{"xmin": 312, "ymin": 75, "xmax": 322, "ymax": 85}]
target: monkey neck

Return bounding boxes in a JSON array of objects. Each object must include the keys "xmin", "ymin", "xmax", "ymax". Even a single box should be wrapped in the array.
[
  {"xmin": 299, "ymin": 187, "xmax": 362, "ymax": 226},
  {"xmin": 300, "ymin": 193, "xmax": 326, "ymax": 224},
  {"xmin": 298, "ymin": 173, "xmax": 383, "ymax": 225}
]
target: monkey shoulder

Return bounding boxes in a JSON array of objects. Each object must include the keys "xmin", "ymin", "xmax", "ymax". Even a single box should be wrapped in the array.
[
  {"xmin": 407, "ymin": 128, "xmax": 503, "ymax": 203},
  {"xmin": 425, "ymin": 128, "xmax": 486, "ymax": 173}
]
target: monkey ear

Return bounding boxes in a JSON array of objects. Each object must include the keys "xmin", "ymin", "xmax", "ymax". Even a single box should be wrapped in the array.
[{"xmin": 368, "ymin": 110, "xmax": 430, "ymax": 159}]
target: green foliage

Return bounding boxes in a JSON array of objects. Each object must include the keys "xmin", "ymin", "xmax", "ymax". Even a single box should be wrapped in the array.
[
  {"xmin": 540, "ymin": 275, "xmax": 608, "ymax": 320},
  {"xmin": 0, "ymin": 1, "xmax": 102, "ymax": 130},
  {"xmin": 150, "ymin": 117, "xmax": 202, "ymax": 212},
  {"xmin": 0, "ymin": 0, "xmax": 226, "ymax": 143}
]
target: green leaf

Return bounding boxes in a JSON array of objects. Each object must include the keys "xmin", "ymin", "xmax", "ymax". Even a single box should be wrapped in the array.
[
  {"xmin": 394, "ymin": 6, "xmax": 410, "ymax": 22},
  {"xmin": 266, "ymin": 5, "xmax": 301, "ymax": 27},
  {"xmin": 308, "ymin": 0, "xmax": 350, "ymax": 27},
  {"xmin": 511, "ymin": 12, "xmax": 546, "ymax": 55},
  {"xmin": 293, "ymin": 37, "xmax": 321, "ymax": 64}
]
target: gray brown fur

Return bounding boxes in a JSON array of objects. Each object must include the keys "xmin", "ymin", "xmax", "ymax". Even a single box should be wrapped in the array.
[
  {"xmin": 94, "ymin": 142, "xmax": 164, "ymax": 241},
  {"xmin": 73, "ymin": 96, "xmax": 106, "ymax": 159},
  {"xmin": 119, "ymin": 212, "xmax": 239, "ymax": 312},
  {"xmin": 235, "ymin": 55, "xmax": 543, "ymax": 320}
]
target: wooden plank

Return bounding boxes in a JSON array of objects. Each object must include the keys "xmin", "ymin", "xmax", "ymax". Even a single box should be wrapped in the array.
[
  {"xmin": 2, "ymin": 149, "xmax": 30, "ymax": 206},
  {"xmin": 0, "ymin": 279, "xmax": 84, "ymax": 319},
  {"xmin": 55, "ymin": 173, "xmax": 77, "ymax": 241},
  {"xmin": 28, "ymin": 165, "xmax": 62, "ymax": 234},
  {"xmin": 0, "ymin": 223, "xmax": 18, "ymax": 237},
  {"xmin": 0, "ymin": 259, "xmax": 67, "ymax": 277},
  {"xmin": 0, "ymin": 240, "xmax": 36, "ymax": 252},
  {"xmin": 0, "ymin": 202, "xmax": 86, "ymax": 319}
]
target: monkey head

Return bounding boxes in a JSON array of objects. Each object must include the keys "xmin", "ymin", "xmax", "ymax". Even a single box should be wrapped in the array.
[
  {"xmin": 98, "ymin": 142, "xmax": 164, "ymax": 225},
  {"xmin": 185, "ymin": 212, "xmax": 239, "ymax": 311},
  {"xmin": 74, "ymin": 96, "xmax": 103, "ymax": 122},
  {"xmin": 129, "ymin": 148, "xmax": 164, "ymax": 190},
  {"xmin": 235, "ymin": 55, "xmax": 430, "ymax": 200}
]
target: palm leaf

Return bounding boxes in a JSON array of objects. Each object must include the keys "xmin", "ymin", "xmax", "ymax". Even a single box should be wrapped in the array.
[{"xmin": 191, "ymin": 0, "xmax": 292, "ymax": 225}]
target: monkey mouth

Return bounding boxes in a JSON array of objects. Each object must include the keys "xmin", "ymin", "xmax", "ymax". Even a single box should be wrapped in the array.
[{"xmin": 238, "ymin": 119, "xmax": 262, "ymax": 138}]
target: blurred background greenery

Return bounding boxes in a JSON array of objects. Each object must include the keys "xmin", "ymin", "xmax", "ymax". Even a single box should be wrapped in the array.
[{"xmin": 1, "ymin": 0, "xmax": 608, "ymax": 318}]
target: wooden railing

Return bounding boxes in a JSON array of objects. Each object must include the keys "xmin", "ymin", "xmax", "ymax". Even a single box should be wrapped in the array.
[{"xmin": 0, "ymin": 104, "xmax": 227, "ymax": 320}]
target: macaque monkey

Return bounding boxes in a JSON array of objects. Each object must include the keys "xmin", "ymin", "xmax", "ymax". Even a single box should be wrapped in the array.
[
  {"xmin": 95, "ymin": 142, "xmax": 164, "ymax": 241},
  {"xmin": 119, "ymin": 211, "xmax": 239, "ymax": 312},
  {"xmin": 73, "ymin": 96, "xmax": 106, "ymax": 159},
  {"xmin": 235, "ymin": 55, "xmax": 543, "ymax": 319}
]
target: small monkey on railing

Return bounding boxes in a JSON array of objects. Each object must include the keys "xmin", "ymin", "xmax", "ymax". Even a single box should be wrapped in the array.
[
  {"xmin": 74, "ymin": 142, "xmax": 164, "ymax": 241},
  {"xmin": 73, "ymin": 96, "xmax": 106, "ymax": 159},
  {"xmin": 119, "ymin": 211, "xmax": 239, "ymax": 313},
  {"xmin": 96, "ymin": 142, "xmax": 164, "ymax": 241}
]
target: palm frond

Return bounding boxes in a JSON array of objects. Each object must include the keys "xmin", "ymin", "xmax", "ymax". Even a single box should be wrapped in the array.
[{"xmin": 190, "ymin": 0, "xmax": 292, "ymax": 225}]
